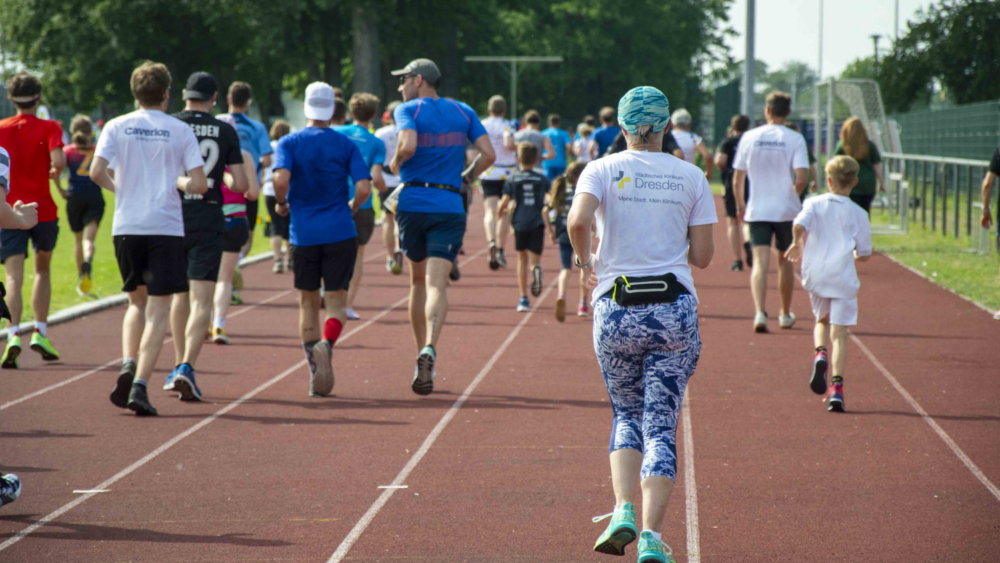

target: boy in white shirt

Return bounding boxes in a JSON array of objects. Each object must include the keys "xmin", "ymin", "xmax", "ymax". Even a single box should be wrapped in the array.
[{"xmin": 785, "ymin": 156, "xmax": 872, "ymax": 412}]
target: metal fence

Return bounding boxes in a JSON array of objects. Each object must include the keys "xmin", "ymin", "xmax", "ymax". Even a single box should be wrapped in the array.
[{"xmin": 892, "ymin": 101, "xmax": 1000, "ymax": 161}]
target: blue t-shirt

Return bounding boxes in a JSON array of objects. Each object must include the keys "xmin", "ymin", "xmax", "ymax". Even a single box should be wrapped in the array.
[
  {"xmin": 593, "ymin": 125, "xmax": 619, "ymax": 157},
  {"xmin": 273, "ymin": 127, "xmax": 372, "ymax": 247},
  {"xmin": 230, "ymin": 113, "xmax": 273, "ymax": 173},
  {"xmin": 393, "ymin": 97, "xmax": 488, "ymax": 214},
  {"xmin": 542, "ymin": 127, "xmax": 572, "ymax": 169},
  {"xmin": 334, "ymin": 124, "xmax": 386, "ymax": 210}
]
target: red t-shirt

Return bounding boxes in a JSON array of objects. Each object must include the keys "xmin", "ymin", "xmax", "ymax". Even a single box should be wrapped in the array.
[{"xmin": 0, "ymin": 114, "xmax": 64, "ymax": 222}]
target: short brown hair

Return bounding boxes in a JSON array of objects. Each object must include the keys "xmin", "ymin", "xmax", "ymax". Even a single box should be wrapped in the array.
[
  {"xmin": 599, "ymin": 106, "xmax": 616, "ymax": 124},
  {"xmin": 333, "ymin": 87, "xmax": 345, "ymax": 99},
  {"xmin": 332, "ymin": 98, "xmax": 348, "ymax": 122},
  {"xmin": 6, "ymin": 72, "xmax": 42, "ymax": 109},
  {"xmin": 825, "ymin": 155, "xmax": 860, "ymax": 189},
  {"xmin": 228, "ymin": 81, "xmax": 252, "ymax": 107},
  {"xmin": 524, "ymin": 110, "xmax": 541, "ymax": 124},
  {"xmin": 517, "ymin": 142, "xmax": 538, "ymax": 166},
  {"xmin": 548, "ymin": 114, "xmax": 560, "ymax": 127},
  {"xmin": 349, "ymin": 92, "xmax": 379, "ymax": 122},
  {"xmin": 766, "ymin": 91, "xmax": 791, "ymax": 118},
  {"xmin": 130, "ymin": 62, "xmax": 171, "ymax": 107},
  {"xmin": 488, "ymin": 95, "xmax": 506, "ymax": 115},
  {"xmin": 730, "ymin": 114, "xmax": 750, "ymax": 134},
  {"xmin": 270, "ymin": 120, "xmax": 291, "ymax": 141}
]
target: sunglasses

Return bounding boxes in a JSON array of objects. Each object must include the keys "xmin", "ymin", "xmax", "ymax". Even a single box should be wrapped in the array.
[{"xmin": 398, "ymin": 74, "xmax": 416, "ymax": 85}]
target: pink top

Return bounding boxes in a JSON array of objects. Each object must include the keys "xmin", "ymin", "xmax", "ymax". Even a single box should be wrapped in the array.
[{"xmin": 221, "ymin": 167, "xmax": 247, "ymax": 218}]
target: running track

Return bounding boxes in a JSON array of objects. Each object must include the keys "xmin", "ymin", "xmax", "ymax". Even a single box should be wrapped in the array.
[{"xmin": 1, "ymin": 199, "xmax": 997, "ymax": 562}]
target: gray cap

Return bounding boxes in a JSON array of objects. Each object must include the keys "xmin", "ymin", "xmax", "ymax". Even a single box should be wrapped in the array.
[{"xmin": 391, "ymin": 58, "xmax": 441, "ymax": 85}]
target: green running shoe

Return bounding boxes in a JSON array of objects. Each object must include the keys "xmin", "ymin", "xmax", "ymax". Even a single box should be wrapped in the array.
[
  {"xmin": 592, "ymin": 503, "xmax": 638, "ymax": 556},
  {"xmin": 232, "ymin": 267, "xmax": 244, "ymax": 291},
  {"xmin": 637, "ymin": 531, "xmax": 675, "ymax": 563},
  {"xmin": 230, "ymin": 291, "xmax": 244, "ymax": 306},
  {"xmin": 1, "ymin": 335, "xmax": 21, "ymax": 369},
  {"xmin": 29, "ymin": 331, "xmax": 60, "ymax": 361}
]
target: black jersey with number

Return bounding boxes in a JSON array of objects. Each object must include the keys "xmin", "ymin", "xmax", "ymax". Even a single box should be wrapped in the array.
[
  {"xmin": 173, "ymin": 110, "xmax": 243, "ymax": 232},
  {"xmin": 503, "ymin": 169, "xmax": 551, "ymax": 232}
]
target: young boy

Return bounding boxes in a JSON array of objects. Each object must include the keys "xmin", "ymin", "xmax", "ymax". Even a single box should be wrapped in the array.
[
  {"xmin": 785, "ymin": 156, "xmax": 872, "ymax": 412},
  {"xmin": 499, "ymin": 143, "xmax": 550, "ymax": 312}
]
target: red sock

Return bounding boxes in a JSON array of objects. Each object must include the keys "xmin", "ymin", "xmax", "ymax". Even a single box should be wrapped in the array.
[{"xmin": 323, "ymin": 318, "xmax": 343, "ymax": 345}]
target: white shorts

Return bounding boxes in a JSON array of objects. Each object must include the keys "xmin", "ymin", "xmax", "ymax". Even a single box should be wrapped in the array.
[{"xmin": 809, "ymin": 293, "xmax": 858, "ymax": 326}]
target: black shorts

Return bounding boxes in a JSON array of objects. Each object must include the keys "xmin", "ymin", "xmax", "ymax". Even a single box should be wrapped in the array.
[
  {"xmin": 748, "ymin": 221, "xmax": 794, "ymax": 251},
  {"xmin": 353, "ymin": 208, "xmax": 376, "ymax": 245},
  {"xmin": 481, "ymin": 179, "xmax": 505, "ymax": 198},
  {"xmin": 378, "ymin": 187, "xmax": 398, "ymax": 214},
  {"xmin": 245, "ymin": 198, "xmax": 258, "ymax": 233},
  {"xmin": 722, "ymin": 179, "xmax": 749, "ymax": 219},
  {"xmin": 0, "ymin": 220, "xmax": 58, "ymax": 262},
  {"xmin": 66, "ymin": 190, "xmax": 105, "ymax": 232},
  {"xmin": 850, "ymin": 193, "xmax": 874, "ymax": 214},
  {"xmin": 397, "ymin": 211, "xmax": 466, "ymax": 263},
  {"xmin": 183, "ymin": 229, "xmax": 225, "ymax": 282},
  {"xmin": 559, "ymin": 241, "xmax": 574, "ymax": 270},
  {"xmin": 224, "ymin": 217, "xmax": 249, "ymax": 253},
  {"xmin": 291, "ymin": 237, "xmax": 358, "ymax": 292},
  {"xmin": 113, "ymin": 235, "xmax": 188, "ymax": 296},
  {"xmin": 514, "ymin": 225, "xmax": 545, "ymax": 255},
  {"xmin": 264, "ymin": 196, "xmax": 289, "ymax": 239}
]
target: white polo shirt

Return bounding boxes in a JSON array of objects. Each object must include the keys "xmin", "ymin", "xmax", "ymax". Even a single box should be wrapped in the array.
[
  {"xmin": 672, "ymin": 129, "xmax": 703, "ymax": 164},
  {"xmin": 575, "ymin": 150, "xmax": 718, "ymax": 304},
  {"xmin": 733, "ymin": 124, "xmax": 809, "ymax": 222},
  {"xmin": 479, "ymin": 116, "xmax": 517, "ymax": 180},
  {"xmin": 794, "ymin": 193, "xmax": 873, "ymax": 299},
  {"xmin": 95, "ymin": 109, "xmax": 204, "ymax": 237}
]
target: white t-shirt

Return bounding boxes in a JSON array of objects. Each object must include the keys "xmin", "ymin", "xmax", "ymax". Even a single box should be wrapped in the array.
[
  {"xmin": 575, "ymin": 150, "xmax": 719, "ymax": 305},
  {"xmin": 574, "ymin": 137, "xmax": 595, "ymax": 163},
  {"xmin": 672, "ymin": 129, "xmax": 703, "ymax": 164},
  {"xmin": 95, "ymin": 109, "xmax": 204, "ymax": 237},
  {"xmin": 733, "ymin": 124, "xmax": 809, "ymax": 222},
  {"xmin": 261, "ymin": 140, "xmax": 278, "ymax": 197},
  {"xmin": 794, "ymin": 193, "xmax": 873, "ymax": 299},
  {"xmin": 374, "ymin": 124, "xmax": 401, "ymax": 188},
  {"xmin": 479, "ymin": 116, "xmax": 517, "ymax": 180}
]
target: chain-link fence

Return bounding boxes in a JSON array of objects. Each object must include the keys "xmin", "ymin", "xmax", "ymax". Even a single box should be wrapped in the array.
[{"xmin": 892, "ymin": 101, "xmax": 1000, "ymax": 161}]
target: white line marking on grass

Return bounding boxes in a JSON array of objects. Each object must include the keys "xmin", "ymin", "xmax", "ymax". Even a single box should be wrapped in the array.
[
  {"xmin": 682, "ymin": 389, "xmax": 701, "ymax": 563},
  {"xmin": 326, "ymin": 279, "xmax": 557, "ymax": 563}
]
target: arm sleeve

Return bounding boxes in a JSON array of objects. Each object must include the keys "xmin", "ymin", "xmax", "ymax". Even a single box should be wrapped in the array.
[
  {"xmin": 990, "ymin": 148, "xmax": 1000, "ymax": 175},
  {"xmin": 854, "ymin": 209, "xmax": 873, "ymax": 256},
  {"xmin": 223, "ymin": 125, "xmax": 244, "ymax": 165},
  {"xmin": 689, "ymin": 176, "xmax": 719, "ymax": 226},
  {"xmin": 348, "ymin": 143, "xmax": 372, "ymax": 182},
  {"xmin": 792, "ymin": 137, "xmax": 809, "ymax": 169},
  {"xmin": 792, "ymin": 199, "xmax": 814, "ymax": 230},
  {"xmin": 48, "ymin": 121, "xmax": 65, "ymax": 151},
  {"xmin": 394, "ymin": 103, "xmax": 416, "ymax": 132},
  {"xmin": 257, "ymin": 123, "xmax": 274, "ymax": 156},
  {"xmin": 182, "ymin": 128, "xmax": 206, "ymax": 172},
  {"xmin": 575, "ymin": 161, "xmax": 605, "ymax": 204},
  {"xmin": 94, "ymin": 122, "xmax": 117, "ymax": 164},
  {"xmin": 273, "ymin": 137, "xmax": 292, "ymax": 171},
  {"xmin": 732, "ymin": 135, "xmax": 749, "ymax": 171}
]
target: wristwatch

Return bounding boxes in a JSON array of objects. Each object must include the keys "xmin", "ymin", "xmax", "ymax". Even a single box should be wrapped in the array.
[{"xmin": 574, "ymin": 253, "xmax": 594, "ymax": 268}]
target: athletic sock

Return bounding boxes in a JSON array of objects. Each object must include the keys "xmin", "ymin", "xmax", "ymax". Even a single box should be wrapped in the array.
[
  {"xmin": 644, "ymin": 530, "xmax": 662, "ymax": 542},
  {"xmin": 832, "ymin": 375, "xmax": 843, "ymax": 385},
  {"xmin": 559, "ymin": 292, "xmax": 567, "ymax": 299},
  {"xmin": 82, "ymin": 260, "xmax": 92, "ymax": 275},
  {"xmin": 133, "ymin": 379, "xmax": 147, "ymax": 387},
  {"xmin": 35, "ymin": 322, "xmax": 46, "ymax": 337},
  {"xmin": 323, "ymin": 318, "xmax": 343, "ymax": 345},
  {"xmin": 816, "ymin": 346, "xmax": 827, "ymax": 353},
  {"xmin": 124, "ymin": 357, "xmax": 136, "ymax": 366},
  {"xmin": 7, "ymin": 327, "xmax": 18, "ymax": 339},
  {"xmin": 214, "ymin": 317, "xmax": 226, "ymax": 331}
]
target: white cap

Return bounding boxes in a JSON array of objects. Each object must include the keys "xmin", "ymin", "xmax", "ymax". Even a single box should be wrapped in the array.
[{"xmin": 304, "ymin": 82, "xmax": 336, "ymax": 121}]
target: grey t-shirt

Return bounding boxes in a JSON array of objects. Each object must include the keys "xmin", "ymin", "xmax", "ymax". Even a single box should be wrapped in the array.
[{"xmin": 514, "ymin": 129, "xmax": 546, "ymax": 158}]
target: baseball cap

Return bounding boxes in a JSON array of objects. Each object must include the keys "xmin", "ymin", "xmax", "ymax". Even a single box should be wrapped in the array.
[
  {"xmin": 183, "ymin": 72, "xmax": 217, "ymax": 101},
  {"xmin": 391, "ymin": 58, "xmax": 441, "ymax": 85},
  {"xmin": 304, "ymin": 82, "xmax": 336, "ymax": 121},
  {"xmin": 617, "ymin": 86, "xmax": 671, "ymax": 134}
]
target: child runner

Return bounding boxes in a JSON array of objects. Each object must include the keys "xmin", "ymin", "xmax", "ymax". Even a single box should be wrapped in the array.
[
  {"xmin": 499, "ymin": 143, "xmax": 551, "ymax": 312},
  {"xmin": 543, "ymin": 161, "xmax": 589, "ymax": 321},
  {"xmin": 262, "ymin": 120, "xmax": 292, "ymax": 273},
  {"xmin": 64, "ymin": 115, "xmax": 105, "ymax": 296},
  {"xmin": 785, "ymin": 155, "xmax": 872, "ymax": 412}
]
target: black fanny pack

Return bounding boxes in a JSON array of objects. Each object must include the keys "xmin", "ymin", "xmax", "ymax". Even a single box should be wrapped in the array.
[
  {"xmin": 605, "ymin": 273, "xmax": 689, "ymax": 307},
  {"xmin": 401, "ymin": 181, "xmax": 462, "ymax": 194}
]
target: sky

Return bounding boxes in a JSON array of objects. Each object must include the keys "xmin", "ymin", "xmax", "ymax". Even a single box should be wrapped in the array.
[{"xmin": 721, "ymin": 0, "xmax": 936, "ymax": 78}]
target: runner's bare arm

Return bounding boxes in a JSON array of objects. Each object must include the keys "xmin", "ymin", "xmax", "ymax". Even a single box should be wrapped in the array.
[
  {"xmin": 793, "ymin": 168, "xmax": 808, "ymax": 195},
  {"xmin": 0, "ymin": 187, "xmax": 38, "ymax": 230},
  {"xmin": 874, "ymin": 162, "xmax": 885, "ymax": 192},
  {"xmin": 981, "ymin": 172, "xmax": 996, "ymax": 229},
  {"xmin": 468, "ymin": 134, "xmax": 496, "ymax": 180},
  {"xmin": 177, "ymin": 166, "xmax": 208, "ymax": 195},
  {"xmin": 352, "ymin": 179, "xmax": 372, "ymax": 214},
  {"xmin": 498, "ymin": 194, "xmax": 512, "ymax": 216},
  {"xmin": 50, "ymin": 146, "xmax": 67, "ymax": 198},
  {"xmin": 244, "ymin": 159, "xmax": 260, "ymax": 201},
  {"xmin": 734, "ymin": 169, "xmax": 747, "ymax": 216},
  {"xmin": 542, "ymin": 136, "xmax": 555, "ymax": 161},
  {"xmin": 714, "ymin": 152, "xmax": 728, "ymax": 171},
  {"xmin": 390, "ymin": 129, "xmax": 417, "ymax": 176},
  {"xmin": 567, "ymin": 192, "xmax": 599, "ymax": 266},
  {"xmin": 785, "ymin": 224, "xmax": 808, "ymax": 263},
  {"xmin": 687, "ymin": 223, "xmax": 714, "ymax": 269},
  {"xmin": 89, "ymin": 156, "xmax": 116, "ymax": 193},
  {"xmin": 809, "ymin": 164, "xmax": 819, "ymax": 192},
  {"xmin": 371, "ymin": 164, "xmax": 387, "ymax": 193},
  {"xmin": 273, "ymin": 168, "xmax": 290, "ymax": 216},
  {"xmin": 696, "ymin": 142, "xmax": 713, "ymax": 180},
  {"xmin": 260, "ymin": 154, "xmax": 272, "ymax": 170},
  {"xmin": 504, "ymin": 130, "xmax": 516, "ymax": 151}
]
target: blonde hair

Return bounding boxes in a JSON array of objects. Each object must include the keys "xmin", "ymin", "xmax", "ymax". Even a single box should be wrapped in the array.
[
  {"xmin": 548, "ymin": 161, "xmax": 586, "ymax": 212},
  {"xmin": 579, "ymin": 124, "xmax": 594, "ymax": 138},
  {"xmin": 517, "ymin": 141, "xmax": 538, "ymax": 166},
  {"xmin": 70, "ymin": 114, "xmax": 93, "ymax": 148},
  {"xmin": 840, "ymin": 117, "xmax": 870, "ymax": 162},
  {"xmin": 825, "ymin": 155, "xmax": 860, "ymax": 189}
]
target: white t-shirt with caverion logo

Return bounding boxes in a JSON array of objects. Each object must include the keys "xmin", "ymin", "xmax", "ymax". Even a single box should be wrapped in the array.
[
  {"xmin": 575, "ymin": 150, "xmax": 718, "ymax": 305},
  {"xmin": 95, "ymin": 109, "xmax": 204, "ymax": 237},
  {"xmin": 671, "ymin": 129, "xmax": 703, "ymax": 164},
  {"xmin": 479, "ymin": 116, "xmax": 517, "ymax": 180},
  {"xmin": 732, "ymin": 123, "xmax": 810, "ymax": 223}
]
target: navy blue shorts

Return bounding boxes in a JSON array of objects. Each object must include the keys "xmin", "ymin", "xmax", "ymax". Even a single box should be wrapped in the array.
[
  {"xmin": 396, "ymin": 211, "xmax": 466, "ymax": 263},
  {"xmin": 559, "ymin": 242, "xmax": 574, "ymax": 270},
  {"xmin": 0, "ymin": 220, "xmax": 58, "ymax": 263}
]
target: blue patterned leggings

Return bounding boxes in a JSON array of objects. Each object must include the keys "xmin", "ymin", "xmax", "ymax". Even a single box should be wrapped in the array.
[{"xmin": 593, "ymin": 294, "xmax": 701, "ymax": 481}]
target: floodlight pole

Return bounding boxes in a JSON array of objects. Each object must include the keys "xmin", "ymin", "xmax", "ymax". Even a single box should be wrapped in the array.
[
  {"xmin": 814, "ymin": 0, "xmax": 824, "ymax": 178},
  {"xmin": 742, "ymin": 0, "xmax": 756, "ymax": 118},
  {"xmin": 464, "ymin": 56, "xmax": 564, "ymax": 119}
]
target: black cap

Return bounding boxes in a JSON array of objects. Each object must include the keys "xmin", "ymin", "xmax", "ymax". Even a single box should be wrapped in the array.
[{"xmin": 183, "ymin": 72, "xmax": 217, "ymax": 100}]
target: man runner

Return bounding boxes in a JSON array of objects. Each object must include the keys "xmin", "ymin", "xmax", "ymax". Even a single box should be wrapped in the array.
[
  {"xmin": 478, "ymin": 95, "xmax": 516, "ymax": 270},
  {"xmin": 375, "ymin": 100, "xmax": 404, "ymax": 274},
  {"xmin": 542, "ymin": 114, "xmax": 572, "ymax": 180},
  {"xmin": 165, "ymin": 72, "xmax": 247, "ymax": 400},
  {"xmin": 389, "ymin": 58, "xmax": 495, "ymax": 395},
  {"xmin": 592, "ymin": 106, "xmax": 620, "ymax": 157}
]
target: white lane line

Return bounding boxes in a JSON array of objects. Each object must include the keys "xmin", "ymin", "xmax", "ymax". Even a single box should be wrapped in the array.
[
  {"xmin": 851, "ymin": 333, "xmax": 1000, "ymax": 502},
  {"xmin": 327, "ymin": 279, "xmax": 558, "ymax": 563},
  {"xmin": 0, "ymin": 289, "xmax": 296, "ymax": 412},
  {"xmin": 682, "ymin": 389, "xmax": 701, "ymax": 563}
]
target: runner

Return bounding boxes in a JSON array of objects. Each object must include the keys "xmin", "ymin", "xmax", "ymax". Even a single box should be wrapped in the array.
[
  {"xmin": 573, "ymin": 124, "xmax": 599, "ymax": 163},
  {"xmin": 333, "ymin": 93, "xmax": 387, "ymax": 321},
  {"xmin": 388, "ymin": 57, "xmax": 495, "ymax": 395},
  {"xmin": 980, "ymin": 141, "xmax": 1000, "ymax": 305},
  {"xmin": 498, "ymin": 143, "xmax": 550, "ymax": 312},
  {"xmin": 513, "ymin": 110, "xmax": 554, "ymax": 172},
  {"xmin": 0, "ymin": 71, "xmax": 65, "ymax": 368},
  {"xmin": 669, "ymin": 108, "xmax": 713, "ymax": 180},
  {"xmin": 64, "ymin": 115, "xmax": 105, "ymax": 296},
  {"xmin": 542, "ymin": 114, "xmax": 572, "ymax": 180},
  {"xmin": 92, "ymin": 61, "xmax": 208, "ymax": 416},
  {"xmin": 592, "ymin": 106, "xmax": 620, "ymax": 157},
  {"xmin": 542, "ymin": 161, "xmax": 589, "ymax": 321},
  {"xmin": 478, "ymin": 95, "xmax": 517, "ymax": 270},
  {"xmin": 786, "ymin": 122, "xmax": 819, "ymax": 203},
  {"xmin": 163, "ymin": 72, "xmax": 247, "ymax": 400},
  {"xmin": 375, "ymin": 101, "xmax": 405, "ymax": 274},
  {"xmin": 272, "ymin": 81, "xmax": 372, "ymax": 397},
  {"xmin": 714, "ymin": 114, "xmax": 752, "ymax": 271},
  {"xmin": 733, "ymin": 91, "xmax": 809, "ymax": 333},
  {"xmin": 262, "ymin": 120, "xmax": 292, "ymax": 273}
]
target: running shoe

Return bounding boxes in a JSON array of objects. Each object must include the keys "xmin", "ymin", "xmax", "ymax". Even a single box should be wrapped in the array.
[
  {"xmin": 111, "ymin": 360, "xmax": 136, "ymax": 408},
  {"xmin": 412, "ymin": 345, "xmax": 435, "ymax": 396},
  {"xmin": 392, "ymin": 250, "xmax": 404, "ymax": 275},
  {"xmin": 230, "ymin": 291, "xmax": 244, "ymax": 306},
  {"xmin": 212, "ymin": 327, "xmax": 231, "ymax": 345},
  {"xmin": 779, "ymin": 312, "xmax": 796, "ymax": 329},
  {"xmin": 308, "ymin": 340, "xmax": 335, "ymax": 397},
  {"xmin": 30, "ymin": 331, "xmax": 60, "ymax": 361},
  {"xmin": 753, "ymin": 311, "xmax": 768, "ymax": 333},
  {"xmin": 729, "ymin": 259, "xmax": 743, "ymax": 272},
  {"xmin": 744, "ymin": 241, "xmax": 754, "ymax": 268},
  {"xmin": 826, "ymin": 383, "xmax": 845, "ymax": 412},
  {"xmin": 555, "ymin": 297, "xmax": 566, "ymax": 322},
  {"xmin": 1, "ymin": 335, "xmax": 21, "ymax": 369},
  {"xmin": 449, "ymin": 260, "xmax": 461, "ymax": 281},
  {"xmin": 578, "ymin": 303, "xmax": 589, "ymax": 317},
  {"xmin": 77, "ymin": 272, "xmax": 93, "ymax": 296},
  {"xmin": 171, "ymin": 363, "xmax": 203, "ymax": 402},
  {"xmin": 488, "ymin": 242, "xmax": 500, "ymax": 271},
  {"xmin": 232, "ymin": 267, "xmax": 244, "ymax": 291},
  {"xmin": 637, "ymin": 531, "xmax": 675, "ymax": 563},
  {"xmin": 127, "ymin": 382, "xmax": 158, "ymax": 416},
  {"xmin": 516, "ymin": 296, "xmax": 531, "ymax": 312},
  {"xmin": 386, "ymin": 257, "xmax": 395, "ymax": 273},
  {"xmin": 272, "ymin": 260, "xmax": 284, "ymax": 274},
  {"xmin": 346, "ymin": 308, "xmax": 361, "ymax": 320},
  {"xmin": 592, "ymin": 503, "xmax": 638, "ymax": 556},
  {"xmin": 810, "ymin": 349, "xmax": 829, "ymax": 395},
  {"xmin": 0, "ymin": 473, "xmax": 21, "ymax": 507},
  {"xmin": 496, "ymin": 248, "xmax": 508, "ymax": 268},
  {"xmin": 531, "ymin": 265, "xmax": 543, "ymax": 297},
  {"xmin": 163, "ymin": 365, "xmax": 181, "ymax": 392}
]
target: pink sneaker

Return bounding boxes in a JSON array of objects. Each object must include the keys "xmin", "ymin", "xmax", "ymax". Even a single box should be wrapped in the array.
[{"xmin": 578, "ymin": 303, "xmax": 589, "ymax": 317}]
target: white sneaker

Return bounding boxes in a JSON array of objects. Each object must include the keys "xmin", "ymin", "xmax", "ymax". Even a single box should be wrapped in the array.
[
  {"xmin": 779, "ymin": 312, "xmax": 796, "ymax": 329},
  {"xmin": 753, "ymin": 311, "xmax": 768, "ymax": 333},
  {"xmin": 345, "ymin": 308, "xmax": 361, "ymax": 320}
]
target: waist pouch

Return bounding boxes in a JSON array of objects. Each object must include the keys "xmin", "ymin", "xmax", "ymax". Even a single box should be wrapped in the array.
[{"xmin": 605, "ymin": 273, "xmax": 689, "ymax": 307}]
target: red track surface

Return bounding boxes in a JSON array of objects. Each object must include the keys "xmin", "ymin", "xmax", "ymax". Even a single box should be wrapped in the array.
[{"xmin": 2, "ymin": 199, "xmax": 998, "ymax": 562}]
